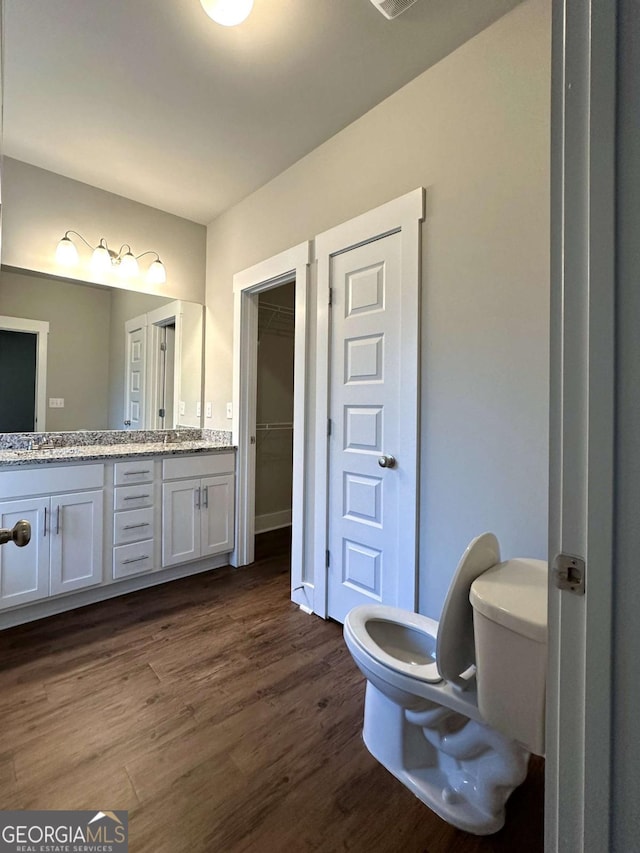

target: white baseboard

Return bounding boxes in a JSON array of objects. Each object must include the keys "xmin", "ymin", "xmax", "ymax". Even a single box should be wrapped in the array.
[{"xmin": 255, "ymin": 509, "xmax": 292, "ymax": 534}]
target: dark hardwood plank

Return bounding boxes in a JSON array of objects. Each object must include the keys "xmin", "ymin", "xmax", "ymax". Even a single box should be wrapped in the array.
[{"xmin": 0, "ymin": 532, "xmax": 544, "ymax": 852}]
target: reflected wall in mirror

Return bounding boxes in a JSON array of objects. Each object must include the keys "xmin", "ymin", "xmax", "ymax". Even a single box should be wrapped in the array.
[{"xmin": 0, "ymin": 267, "xmax": 204, "ymax": 432}]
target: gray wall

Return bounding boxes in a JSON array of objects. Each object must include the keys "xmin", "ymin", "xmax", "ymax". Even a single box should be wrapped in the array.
[
  {"xmin": 612, "ymin": 0, "xmax": 640, "ymax": 847},
  {"xmin": 2, "ymin": 158, "xmax": 206, "ymax": 303},
  {"xmin": 205, "ymin": 0, "xmax": 551, "ymax": 617}
]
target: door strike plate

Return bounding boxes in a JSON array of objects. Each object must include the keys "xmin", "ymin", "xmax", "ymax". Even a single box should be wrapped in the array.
[{"xmin": 553, "ymin": 553, "xmax": 586, "ymax": 595}]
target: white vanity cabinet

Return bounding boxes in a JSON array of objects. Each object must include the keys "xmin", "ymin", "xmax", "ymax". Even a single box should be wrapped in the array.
[
  {"xmin": 162, "ymin": 453, "xmax": 235, "ymax": 567},
  {"xmin": 0, "ymin": 465, "xmax": 104, "ymax": 609}
]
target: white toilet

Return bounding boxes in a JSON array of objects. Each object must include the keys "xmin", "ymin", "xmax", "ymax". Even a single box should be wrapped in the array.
[{"xmin": 343, "ymin": 532, "xmax": 547, "ymax": 835}]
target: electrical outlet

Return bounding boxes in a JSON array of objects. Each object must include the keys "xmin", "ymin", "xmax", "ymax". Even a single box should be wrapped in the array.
[
  {"xmin": 179, "ymin": 401, "xmax": 186, "ymax": 416},
  {"xmin": 226, "ymin": 402, "xmax": 233, "ymax": 419},
  {"xmin": 48, "ymin": 398, "xmax": 64, "ymax": 408},
  {"xmin": 206, "ymin": 402, "xmax": 212, "ymax": 418},
  {"xmin": 196, "ymin": 401, "xmax": 201, "ymax": 417}
]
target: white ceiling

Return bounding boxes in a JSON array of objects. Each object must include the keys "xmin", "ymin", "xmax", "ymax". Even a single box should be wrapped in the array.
[{"xmin": 2, "ymin": 0, "xmax": 520, "ymax": 224}]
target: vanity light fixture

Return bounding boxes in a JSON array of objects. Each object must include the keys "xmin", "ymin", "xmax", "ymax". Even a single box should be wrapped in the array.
[
  {"xmin": 199, "ymin": 0, "xmax": 254, "ymax": 27},
  {"xmin": 55, "ymin": 231, "xmax": 167, "ymax": 284}
]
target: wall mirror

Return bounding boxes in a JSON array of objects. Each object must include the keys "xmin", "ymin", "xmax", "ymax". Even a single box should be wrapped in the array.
[{"xmin": 0, "ymin": 267, "xmax": 204, "ymax": 433}]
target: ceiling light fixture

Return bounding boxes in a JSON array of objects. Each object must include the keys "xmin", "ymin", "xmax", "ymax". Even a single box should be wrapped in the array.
[
  {"xmin": 199, "ymin": 0, "xmax": 254, "ymax": 27},
  {"xmin": 55, "ymin": 231, "xmax": 167, "ymax": 285}
]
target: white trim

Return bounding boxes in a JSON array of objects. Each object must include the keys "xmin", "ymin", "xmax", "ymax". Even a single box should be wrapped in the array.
[
  {"xmin": 547, "ymin": 0, "xmax": 616, "ymax": 850},
  {"xmin": 231, "ymin": 241, "xmax": 312, "ymax": 612},
  {"xmin": 147, "ymin": 299, "xmax": 183, "ymax": 428},
  {"xmin": 0, "ymin": 315, "xmax": 49, "ymax": 430},
  {"xmin": 313, "ymin": 188, "xmax": 424, "ymax": 618},
  {"xmin": 255, "ymin": 509, "xmax": 292, "ymax": 534}
]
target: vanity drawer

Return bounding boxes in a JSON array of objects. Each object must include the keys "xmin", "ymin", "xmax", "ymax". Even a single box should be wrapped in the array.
[
  {"xmin": 114, "ymin": 506, "xmax": 154, "ymax": 546},
  {"xmin": 163, "ymin": 452, "xmax": 234, "ymax": 481},
  {"xmin": 114, "ymin": 460, "xmax": 155, "ymax": 485},
  {"xmin": 113, "ymin": 540, "xmax": 154, "ymax": 579},
  {"xmin": 114, "ymin": 484, "xmax": 154, "ymax": 511}
]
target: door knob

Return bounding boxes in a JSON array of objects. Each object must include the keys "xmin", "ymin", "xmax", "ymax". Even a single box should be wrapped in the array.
[
  {"xmin": 378, "ymin": 455, "xmax": 397, "ymax": 469},
  {"xmin": 0, "ymin": 520, "xmax": 31, "ymax": 547}
]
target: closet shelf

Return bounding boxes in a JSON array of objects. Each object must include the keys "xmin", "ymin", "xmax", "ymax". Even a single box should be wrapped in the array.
[
  {"xmin": 258, "ymin": 301, "xmax": 295, "ymax": 340},
  {"xmin": 256, "ymin": 422, "xmax": 293, "ymax": 431}
]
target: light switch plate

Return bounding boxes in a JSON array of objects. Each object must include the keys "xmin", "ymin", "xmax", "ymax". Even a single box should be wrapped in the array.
[
  {"xmin": 179, "ymin": 401, "xmax": 186, "ymax": 416},
  {"xmin": 226, "ymin": 402, "xmax": 233, "ymax": 419},
  {"xmin": 206, "ymin": 402, "xmax": 212, "ymax": 418},
  {"xmin": 48, "ymin": 398, "xmax": 64, "ymax": 408},
  {"xmin": 196, "ymin": 402, "xmax": 201, "ymax": 417}
]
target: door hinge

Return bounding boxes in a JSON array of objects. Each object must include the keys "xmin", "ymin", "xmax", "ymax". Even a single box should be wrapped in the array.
[
  {"xmin": 553, "ymin": 553, "xmax": 585, "ymax": 595},
  {"xmin": 327, "ymin": 418, "xmax": 332, "ymax": 436},
  {"xmin": 326, "ymin": 550, "xmax": 330, "ymax": 567},
  {"xmin": 328, "ymin": 287, "xmax": 333, "ymax": 306},
  {"xmin": 160, "ymin": 341, "xmax": 167, "ymax": 352},
  {"xmin": 159, "ymin": 408, "xmax": 166, "ymax": 418}
]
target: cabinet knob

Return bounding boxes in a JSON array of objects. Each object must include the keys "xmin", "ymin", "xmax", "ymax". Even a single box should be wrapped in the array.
[{"xmin": 0, "ymin": 520, "xmax": 31, "ymax": 548}]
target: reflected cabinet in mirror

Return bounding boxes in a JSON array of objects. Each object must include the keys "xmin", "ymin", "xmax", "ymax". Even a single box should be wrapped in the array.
[{"xmin": 0, "ymin": 268, "xmax": 204, "ymax": 433}]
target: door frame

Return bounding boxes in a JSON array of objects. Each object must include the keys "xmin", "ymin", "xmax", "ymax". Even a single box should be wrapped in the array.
[
  {"xmin": 0, "ymin": 315, "xmax": 49, "ymax": 431},
  {"xmin": 313, "ymin": 188, "xmax": 424, "ymax": 619},
  {"xmin": 546, "ymin": 0, "xmax": 616, "ymax": 848},
  {"xmin": 231, "ymin": 241, "xmax": 312, "ymax": 611}
]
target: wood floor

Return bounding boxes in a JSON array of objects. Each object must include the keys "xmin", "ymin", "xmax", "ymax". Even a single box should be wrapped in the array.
[{"xmin": 0, "ymin": 529, "xmax": 544, "ymax": 852}]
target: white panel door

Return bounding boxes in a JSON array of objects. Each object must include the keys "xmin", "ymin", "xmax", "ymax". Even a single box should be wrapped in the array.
[
  {"xmin": 0, "ymin": 498, "xmax": 49, "ymax": 608},
  {"xmin": 125, "ymin": 316, "xmax": 147, "ymax": 429},
  {"xmin": 201, "ymin": 474, "xmax": 235, "ymax": 558},
  {"xmin": 49, "ymin": 490, "xmax": 103, "ymax": 595},
  {"xmin": 327, "ymin": 231, "xmax": 409, "ymax": 622},
  {"xmin": 162, "ymin": 479, "xmax": 200, "ymax": 567}
]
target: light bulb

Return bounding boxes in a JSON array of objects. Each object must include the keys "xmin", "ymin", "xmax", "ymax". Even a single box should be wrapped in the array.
[
  {"xmin": 118, "ymin": 251, "xmax": 139, "ymax": 278},
  {"xmin": 146, "ymin": 258, "xmax": 166, "ymax": 285},
  {"xmin": 55, "ymin": 235, "xmax": 79, "ymax": 267},
  {"xmin": 91, "ymin": 243, "xmax": 112, "ymax": 275},
  {"xmin": 199, "ymin": 0, "xmax": 254, "ymax": 27}
]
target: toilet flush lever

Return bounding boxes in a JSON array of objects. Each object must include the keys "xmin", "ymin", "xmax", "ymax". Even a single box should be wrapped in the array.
[{"xmin": 553, "ymin": 553, "xmax": 585, "ymax": 595}]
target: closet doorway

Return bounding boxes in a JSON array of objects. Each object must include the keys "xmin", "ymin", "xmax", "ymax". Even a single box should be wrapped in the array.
[{"xmin": 255, "ymin": 284, "xmax": 295, "ymax": 538}]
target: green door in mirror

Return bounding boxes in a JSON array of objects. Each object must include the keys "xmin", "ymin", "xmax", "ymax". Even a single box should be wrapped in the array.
[{"xmin": 0, "ymin": 329, "xmax": 37, "ymax": 431}]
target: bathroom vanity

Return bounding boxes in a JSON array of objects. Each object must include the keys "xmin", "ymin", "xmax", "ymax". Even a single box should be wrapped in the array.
[{"xmin": 0, "ymin": 429, "xmax": 235, "ymax": 628}]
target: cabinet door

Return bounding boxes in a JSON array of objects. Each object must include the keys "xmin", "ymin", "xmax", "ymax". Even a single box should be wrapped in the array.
[
  {"xmin": 49, "ymin": 490, "xmax": 103, "ymax": 595},
  {"xmin": 201, "ymin": 474, "xmax": 235, "ymax": 558},
  {"xmin": 162, "ymin": 478, "xmax": 200, "ymax": 567},
  {"xmin": 0, "ymin": 498, "xmax": 49, "ymax": 608}
]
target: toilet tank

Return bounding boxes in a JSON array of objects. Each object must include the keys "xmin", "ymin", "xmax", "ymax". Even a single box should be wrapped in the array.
[{"xmin": 469, "ymin": 558, "xmax": 548, "ymax": 756}]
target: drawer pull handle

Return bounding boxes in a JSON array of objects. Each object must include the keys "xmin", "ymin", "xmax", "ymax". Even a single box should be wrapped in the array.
[
  {"xmin": 122, "ymin": 555, "xmax": 150, "ymax": 564},
  {"xmin": 123, "ymin": 470, "xmax": 151, "ymax": 476},
  {"xmin": 203, "ymin": 486, "xmax": 209, "ymax": 508},
  {"xmin": 123, "ymin": 522, "xmax": 150, "ymax": 530},
  {"xmin": 43, "ymin": 506, "xmax": 47, "ymax": 538},
  {"xmin": 123, "ymin": 495, "xmax": 150, "ymax": 501}
]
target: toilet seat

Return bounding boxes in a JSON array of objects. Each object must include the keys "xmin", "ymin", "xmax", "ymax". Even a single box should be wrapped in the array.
[{"xmin": 344, "ymin": 604, "xmax": 442, "ymax": 683}]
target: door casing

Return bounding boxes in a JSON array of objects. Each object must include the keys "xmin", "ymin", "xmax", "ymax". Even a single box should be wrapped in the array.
[
  {"xmin": 0, "ymin": 315, "xmax": 49, "ymax": 431},
  {"xmin": 231, "ymin": 242, "xmax": 312, "ymax": 611}
]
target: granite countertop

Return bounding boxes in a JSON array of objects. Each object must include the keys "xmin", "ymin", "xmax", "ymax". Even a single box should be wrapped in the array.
[{"xmin": 0, "ymin": 429, "xmax": 235, "ymax": 469}]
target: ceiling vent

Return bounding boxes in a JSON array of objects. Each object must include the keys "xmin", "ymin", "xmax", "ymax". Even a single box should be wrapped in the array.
[{"xmin": 369, "ymin": 0, "xmax": 419, "ymax": 20}]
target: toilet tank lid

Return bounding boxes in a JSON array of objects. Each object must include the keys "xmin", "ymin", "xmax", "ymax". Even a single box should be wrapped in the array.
[{"xmin": 469, "ymin": 558, "xmax": 548, "ymax": 643}]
